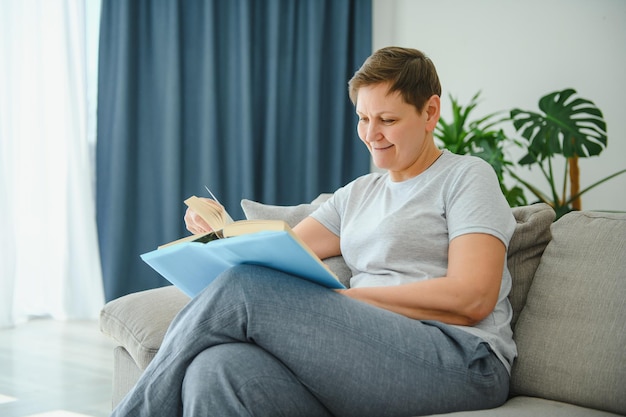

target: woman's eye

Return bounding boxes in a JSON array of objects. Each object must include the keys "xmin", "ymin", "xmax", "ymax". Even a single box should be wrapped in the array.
[{"xmin": 381, "ymin": 119, "xmax": 395, "ymax": 124}]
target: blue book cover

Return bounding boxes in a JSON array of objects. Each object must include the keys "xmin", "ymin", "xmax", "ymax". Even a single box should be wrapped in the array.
[{"xmin": 141, "ymin": 227, "xmax": 345, "ymax": 298}]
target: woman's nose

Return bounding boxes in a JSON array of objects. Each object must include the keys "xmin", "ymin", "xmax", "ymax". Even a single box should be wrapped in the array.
[{"xmin": 364, "ymin": 122, "xmax": 381, "ymax": 143}]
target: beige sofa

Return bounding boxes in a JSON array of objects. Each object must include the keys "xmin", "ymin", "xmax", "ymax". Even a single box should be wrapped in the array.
[{"xmin": 100, "ymin": 197, "xmax": 626, "ymax": 416}]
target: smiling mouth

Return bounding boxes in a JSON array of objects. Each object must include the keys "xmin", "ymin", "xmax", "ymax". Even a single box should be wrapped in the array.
[{"xmin": 373, "ymin": 144, "xmax": 394, "ymax": 151}]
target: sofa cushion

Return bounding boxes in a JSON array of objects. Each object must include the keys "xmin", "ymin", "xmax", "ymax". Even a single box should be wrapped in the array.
[
  {"xmin": 100, "ymin": 286, "xmax": 190, "ymax": 369},
  {"xmin": 507, "ymin": 203, "xmax": 555, "ymax": 328},
  {"xmin": 511, "ymin": 211, "xmax": 626, "ymax": 415}
]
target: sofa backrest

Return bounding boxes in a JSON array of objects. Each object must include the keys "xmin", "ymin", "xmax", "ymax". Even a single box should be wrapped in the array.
[{"xmin": 510, "ymin": 211, "xmax": 626, "ymax": 415}]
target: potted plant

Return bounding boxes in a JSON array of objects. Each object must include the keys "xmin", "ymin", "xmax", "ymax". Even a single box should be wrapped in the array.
[
  {"xmin": 509, "ymin": 88, "xmax": 626, "ymax": 219},
  {"xmin": 436, "ymin": 92, "xmax": 527, "ymax": 207}
]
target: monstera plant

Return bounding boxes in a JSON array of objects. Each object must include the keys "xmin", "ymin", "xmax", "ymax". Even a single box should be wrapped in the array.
[
  {"xmin": 436, "ymin": 92, "xmax": 527, "ymax": 207},
  {"xmin": 509, "ymin": 88, "xmax": 626, "ymax": 218}
]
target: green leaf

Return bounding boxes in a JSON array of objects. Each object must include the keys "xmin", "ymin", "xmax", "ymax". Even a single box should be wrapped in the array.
[
  {"xmin": 437, "ymin": 91, "xmax": 525, "ymax": 206},
  {"xmin": 510, "ymin": 88, "xmax": 607, "ymax": 159}
]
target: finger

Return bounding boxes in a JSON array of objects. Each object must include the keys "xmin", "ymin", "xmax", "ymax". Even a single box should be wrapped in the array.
[
  {"xmin": 184, "ymin": 209, "xmax": 204, "ymax": 234},
  {"xmin": 184, "ymin": 208, "xmax": 213, "ymax": 234}
]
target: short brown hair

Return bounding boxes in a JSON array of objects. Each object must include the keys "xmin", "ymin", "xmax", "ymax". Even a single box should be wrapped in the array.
[{"xmin": 348, "ymin": 47, "xmax": 442, "ymax": 112}]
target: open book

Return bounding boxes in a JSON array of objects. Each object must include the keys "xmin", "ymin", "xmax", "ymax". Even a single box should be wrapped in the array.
[
  {"xmin": 158, "ymin": 196, "xmax": 286, "ymax": 248},
  {"xmin": 141, "ymin": 196, "xmax": 345, "ymax": 297}
]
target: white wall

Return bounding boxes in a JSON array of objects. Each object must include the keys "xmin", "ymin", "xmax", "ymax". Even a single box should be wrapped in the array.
[{"xmin": 373, "ymin": 0, "xmax": 626, "ymax": 211}]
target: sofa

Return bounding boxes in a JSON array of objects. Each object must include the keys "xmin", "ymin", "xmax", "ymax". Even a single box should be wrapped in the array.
[{"xmin": 100, "ymin": 196, "xmax": 626, "ymax": 416}]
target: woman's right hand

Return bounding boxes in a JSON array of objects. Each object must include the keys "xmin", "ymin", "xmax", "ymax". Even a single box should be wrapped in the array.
[{"xmin": 184, "ymin": 198, "xmax": 220, "ymax": 235}]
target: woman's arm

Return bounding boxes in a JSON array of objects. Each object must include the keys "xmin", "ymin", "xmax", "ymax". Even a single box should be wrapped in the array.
[
  {"xmin": 293, "ymin": 216, "xmax": 342, "ymax": 261},
  {"xmin": 337, "ymin": 233, "xmax": 506, "ymax": 326}
]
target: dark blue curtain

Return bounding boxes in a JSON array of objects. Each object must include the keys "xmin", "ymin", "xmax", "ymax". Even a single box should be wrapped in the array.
[{"xmin": 96, "ymin": 0, "xmax": 372, "ymax": 301}]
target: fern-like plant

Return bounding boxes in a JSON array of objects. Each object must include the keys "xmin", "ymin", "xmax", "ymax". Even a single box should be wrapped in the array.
[{"xmin": 436, "ymin": 92, "xmax": 526, "ymax": 207}]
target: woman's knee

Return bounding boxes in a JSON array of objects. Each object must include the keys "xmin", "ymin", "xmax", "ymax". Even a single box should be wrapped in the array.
[
  {"xmin": 210, "ymin": 264, "xmax": 270, "ymax": 295},
  {"xmin": 183, "ymin": 343, "xmax": 288, "ymax": 394},
  {"xmin": 182, "ymin": 344, "xmax": 251, "ymax": 415},
  {"xmin": 182, "ymin": 343, "xmax": 331, "ymax": 417},
  {"xmin": 207, "ymin": 265, "xmax": 301, "ymax": 305}
]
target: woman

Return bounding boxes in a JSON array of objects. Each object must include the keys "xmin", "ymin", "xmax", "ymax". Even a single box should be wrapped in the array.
[{"xmin": 112, "ymin": 47, "xmax": 516, "ymax": 417}]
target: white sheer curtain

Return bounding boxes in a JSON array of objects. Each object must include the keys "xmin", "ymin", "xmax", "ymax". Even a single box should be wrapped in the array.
[{"xmin": 0, "ymin": 0, "xmax": 104, "ymax": 327}]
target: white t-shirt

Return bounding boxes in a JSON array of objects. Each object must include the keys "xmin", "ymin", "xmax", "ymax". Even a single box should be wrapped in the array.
[{"xmin": 311, "ymin": 150, "xmax": 517, "ymax": 372}]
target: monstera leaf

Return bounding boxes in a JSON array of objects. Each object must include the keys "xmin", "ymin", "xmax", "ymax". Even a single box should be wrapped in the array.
[
  {"xmin": 508, "ymin": 88, "xmax": 625, "ymax": 218},
  {"xmin": 511, "ymin": 88, "xmax": 607, "ymax": 165}
]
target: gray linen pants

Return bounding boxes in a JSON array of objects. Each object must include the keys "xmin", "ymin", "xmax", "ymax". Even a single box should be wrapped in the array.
[{"xmin": 111, "ymin": 265, "xmax": 509, "ymax": 417}]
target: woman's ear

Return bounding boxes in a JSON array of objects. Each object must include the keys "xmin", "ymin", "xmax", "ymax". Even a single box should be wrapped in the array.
[{"xmin": 425, "ymin": 95, "xmax": 441, "ymax": 132}]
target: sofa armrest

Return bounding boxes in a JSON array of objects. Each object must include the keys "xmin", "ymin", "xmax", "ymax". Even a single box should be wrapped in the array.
[{"xmin": 100, "ymin": 286, "xmax": 190, "ymax": 369}]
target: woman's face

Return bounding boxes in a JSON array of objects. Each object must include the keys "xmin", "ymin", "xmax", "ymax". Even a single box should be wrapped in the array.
[{"xmin": 356, "ymin": 82, "xmax": 440, "ymax": 181}]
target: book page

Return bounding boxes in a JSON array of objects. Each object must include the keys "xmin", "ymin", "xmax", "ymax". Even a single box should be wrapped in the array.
[{"xmin": 222, "ymin": 219, "xmax": 289, "ymax": 237}]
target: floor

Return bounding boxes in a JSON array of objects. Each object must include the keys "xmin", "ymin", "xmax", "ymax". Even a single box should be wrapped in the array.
[{"xmin": 0, "ymin": 319, "xmax": 117, "ymax": 417}]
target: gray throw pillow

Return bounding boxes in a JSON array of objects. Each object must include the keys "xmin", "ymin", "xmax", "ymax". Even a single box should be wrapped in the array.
[
  {"xmin": 507, "ymin": 203, "xmax": 555, "ymax": 328},
  {"xmin": 511, "ymin": 211, "xmax": 626, "ymax": 415},
  {"xmin": 240, "ymin": 199, "xmax": 319, "ymax": 228}
]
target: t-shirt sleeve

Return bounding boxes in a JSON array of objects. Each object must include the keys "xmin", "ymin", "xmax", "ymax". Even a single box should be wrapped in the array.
[
  {"xmin": 444, "ymin": 159, "xmax": 516, "ymax": 248},
  {"xmin": 309, "ymin": 184, "xmax": 350, "ymax": 237}
]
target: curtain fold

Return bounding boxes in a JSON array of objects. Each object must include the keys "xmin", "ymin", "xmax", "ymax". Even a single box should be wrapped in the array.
[{"xmin": 97, "ymin": 0, "xmax": 372, "ymax": 301}]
